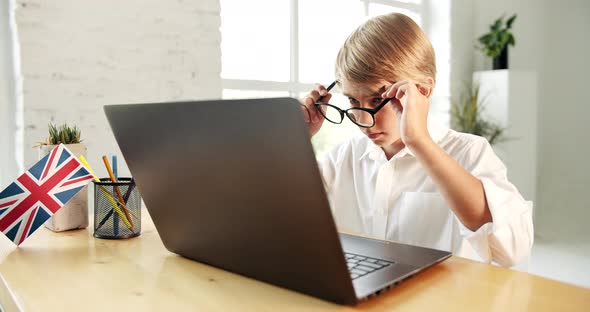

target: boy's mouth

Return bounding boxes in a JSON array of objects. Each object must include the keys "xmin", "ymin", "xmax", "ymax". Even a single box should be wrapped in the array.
[{"xmin": 367, "ymin": 132, "xmax": 383, "ymax": 139}]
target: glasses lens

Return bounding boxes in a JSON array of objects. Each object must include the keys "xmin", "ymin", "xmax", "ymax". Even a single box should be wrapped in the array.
[
  {"xmin": 317, "ymin": 104, "xmax": 343, "ymax": 124},
  {"xmin": 346, "ymin": 109, "xmax": 374, "ymax": 128}
]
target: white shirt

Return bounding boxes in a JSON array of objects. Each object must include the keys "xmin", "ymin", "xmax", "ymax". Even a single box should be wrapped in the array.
[{"xmin": 319, "ymin": 121, "xmax": 534, "ymax": 267}]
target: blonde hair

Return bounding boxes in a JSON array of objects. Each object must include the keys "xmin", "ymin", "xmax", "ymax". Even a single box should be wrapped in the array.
[{"xmin": 335, "ymin": 13, "xmax": 436, "ymax": 89}]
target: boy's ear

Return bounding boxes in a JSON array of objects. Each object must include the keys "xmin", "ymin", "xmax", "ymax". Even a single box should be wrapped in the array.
[{"xmin": 418, "ymin": 77, "xmax": 435, "ymax": 98}]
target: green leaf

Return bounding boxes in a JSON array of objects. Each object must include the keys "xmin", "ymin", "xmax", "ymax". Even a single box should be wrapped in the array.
[
  {"xmin": 491, "ymin": 17, "xmax": 503, "ymax": 32},
  {"xmin": 508, "ymin": 34, "xmax": 515, "ymax": 46},
  {"xmin": 489, "ymin": 47, "xmax": 501, "ymax": 58},
  {"xmin": 449, "ymin": 82, "xmax": 509, "ymax": 145},
  {"xmin": 506, "ymin": 14, "xmax": 517, "ymax": 29},
  {"xmin": 501, "ymin": 32, "xmax": 509, "ymax": 44}
]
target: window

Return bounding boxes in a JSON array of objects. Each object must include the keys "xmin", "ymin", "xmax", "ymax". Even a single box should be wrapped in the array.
[
  {"xmin": 0, "ymin": 0, "xmax": 23, "ymax": 188},
  {"xmin": 220, "ymin": 0, "xmax": 434, "ymax": 159}
]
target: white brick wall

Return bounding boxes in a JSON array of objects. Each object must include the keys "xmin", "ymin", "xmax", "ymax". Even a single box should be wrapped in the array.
[{"xmin": 16, "ymin": 0, "xmax": 222, "ymax": 178}]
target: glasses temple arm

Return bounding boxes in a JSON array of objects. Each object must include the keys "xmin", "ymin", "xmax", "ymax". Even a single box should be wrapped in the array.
[
  {"xmin": 372, "ymin": 97, "xmax": 392, "ymax": 112},
  {"xmin": 317, "ymin": 80, "xmax": 337, "ymax": 103}
]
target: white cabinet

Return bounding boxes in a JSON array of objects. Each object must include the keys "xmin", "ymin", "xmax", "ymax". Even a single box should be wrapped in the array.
[{"xmin": 473, "ymin": 70, "xmax": 538, "ymax": 205}]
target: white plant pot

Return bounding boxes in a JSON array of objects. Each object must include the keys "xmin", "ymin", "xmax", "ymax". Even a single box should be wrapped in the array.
[{"xmin": 39, "ymin": 143, "xmax": 89, "ymax": 232}]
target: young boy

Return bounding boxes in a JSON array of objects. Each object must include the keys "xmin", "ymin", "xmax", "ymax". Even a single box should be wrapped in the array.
[{"xmin": 301, "ymin": 13, "xmax": 533, "ymax": 267}]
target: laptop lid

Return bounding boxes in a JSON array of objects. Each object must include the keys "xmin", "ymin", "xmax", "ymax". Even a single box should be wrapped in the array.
[{"xmin": 104, "ymin": 98, "xmax": 358, "ymax": 304}]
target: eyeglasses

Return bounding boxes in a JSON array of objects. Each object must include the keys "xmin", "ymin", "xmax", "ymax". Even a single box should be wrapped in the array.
[{"xmin": 308, "ymin": 80, "xmax": 392, "ymax": 128}]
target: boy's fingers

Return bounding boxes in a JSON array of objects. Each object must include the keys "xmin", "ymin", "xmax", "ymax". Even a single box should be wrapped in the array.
[
  {"xmin": 300, "ymin": 104, "xmax": 311, "ymax": 123},
  {"xmin": 310, "ymin": 90, "xmax": 321, "ymax": 102},
  {"xmin": 312, "ymin": 107, "xmax": 319, "ymax": 123},
  {"xmin": 395, "ymin": 85, "xmax": 408, "ymax": 104},
  {"xmin": 383, "ymin": 86, "xmax": 395, "ymax": 98},
  {"xmin": 383, "ymin": 81, "xmax": 405, "ymax": 98},
  {"xmin": 316, "ymin": 83, "xmax": 327, "ymax": 95},
  {"xmin": 313, "ymin": 103, "xmax": 327, "ymax": 123},
  {"xmin": 305, "ymin": 84, "xmax": 332, "ymax": 124}
]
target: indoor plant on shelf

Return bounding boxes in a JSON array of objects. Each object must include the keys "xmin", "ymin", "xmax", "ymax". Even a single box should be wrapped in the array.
[
  {"xmin": 477, "ymin": 14, "xmax": 517, "ymax": 70},
  {"xmin": 451, "ymin": 83, "xmax": 508, "ymax": 146},
  {"xmin": 36, "ymin": 123, "xmax": 89, "ymax": 232}
]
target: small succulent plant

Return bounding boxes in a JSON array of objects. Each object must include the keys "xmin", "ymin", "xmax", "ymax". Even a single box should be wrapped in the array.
[{"xmin": 37, "ymin": 123, "xmax": 82, "ymax": 146}]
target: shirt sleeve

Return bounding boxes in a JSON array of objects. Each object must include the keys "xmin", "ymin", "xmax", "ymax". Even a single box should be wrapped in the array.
[{"xmin": 455, "ymin": 137, "xmax": 534, "ymax": 267}]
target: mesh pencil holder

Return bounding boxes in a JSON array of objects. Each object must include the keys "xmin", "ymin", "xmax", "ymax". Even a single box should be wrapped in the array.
[{"xmin": 93, "ymin": 178, "xmax": 141, "ymax": 239}]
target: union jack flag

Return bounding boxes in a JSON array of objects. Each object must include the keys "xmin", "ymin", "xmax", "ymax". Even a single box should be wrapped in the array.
[{"xmin": 0, "ymin": 144, "xmax": 94, "ymax": 246}]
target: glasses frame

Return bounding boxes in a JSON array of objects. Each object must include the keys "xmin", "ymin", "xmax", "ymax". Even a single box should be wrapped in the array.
[{"xmin": 314, "ymin": 81, "xmax": 392, "ymax": 129}]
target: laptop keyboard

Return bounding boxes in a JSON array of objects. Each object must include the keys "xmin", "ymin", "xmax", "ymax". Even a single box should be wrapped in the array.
[{"xmin": 344, "ymin": 252, "xmax": 394, "ymax": 280}]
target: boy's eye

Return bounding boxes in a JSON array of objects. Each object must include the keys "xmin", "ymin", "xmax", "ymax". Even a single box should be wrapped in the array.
[
  {"xmin": 372, "ymin": 97, "xmax": 383, "ymax": 105},
  {"xmin": 348, "ymin": 98, "xmax": 360, "ymax": 106}
]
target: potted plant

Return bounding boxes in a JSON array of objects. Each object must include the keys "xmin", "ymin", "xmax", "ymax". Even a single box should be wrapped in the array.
[
  {"xmin": 451, "ymin": 83, "xmax": 507, "ymax": 145},
  {"xmin": 36, "ymin": 123, "xmax": 89, "ymax": 232},
  {"xmin": 477, "ymin": 14, "xmax": 517, "ymax": 70}
]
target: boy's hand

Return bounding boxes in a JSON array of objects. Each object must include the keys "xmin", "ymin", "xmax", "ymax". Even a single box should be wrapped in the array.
[
  {"xmin": 382, "ymin": 80, "xmax": 432, "ymax": 149},
  {"xmin": 300, "ymin": 84, "xmax": 332, "ymax": 137}
]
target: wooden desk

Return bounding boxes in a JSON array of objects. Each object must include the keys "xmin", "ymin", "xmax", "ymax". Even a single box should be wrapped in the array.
[{"xmin": 0, "ymin": 211, "xmax": 588, "ymax": 312}]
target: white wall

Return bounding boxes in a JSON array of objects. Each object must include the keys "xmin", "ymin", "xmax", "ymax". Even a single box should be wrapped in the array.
[
  {"xmin": 15, "ymin": 0, "xmax": 222, "ymax": 179},
  {"xmin": 449, "ymin": 0, "xmax": 475, "ymax": 108},
  {"xmin": 534, "ymin": 0, "xmax": 590, "ymax": 240}
]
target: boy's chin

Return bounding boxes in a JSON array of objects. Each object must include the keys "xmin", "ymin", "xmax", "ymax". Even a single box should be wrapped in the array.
[{"xmin": 368, "ymin": 134, "xmax": 389, "ymax": 146}]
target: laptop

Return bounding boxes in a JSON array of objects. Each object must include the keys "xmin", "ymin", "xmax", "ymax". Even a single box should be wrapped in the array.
[{"xmin": 104, "ymin": 98, "xmax": 451, "ymax": 305}]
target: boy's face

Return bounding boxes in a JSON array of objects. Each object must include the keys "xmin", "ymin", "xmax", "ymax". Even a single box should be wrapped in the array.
[{"xmin": 340, "ymin": 79, "xmax": 402, "ymax": 147}]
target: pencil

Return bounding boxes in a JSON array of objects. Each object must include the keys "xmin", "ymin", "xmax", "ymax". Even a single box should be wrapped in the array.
[
  {"xmin": 112, "ymin": 155, "xmax": 118, "ymax": 182},
  {"xmin": 102, "ymin": 156, "xmax": 134, "ymax": 229},
  {"xmin": 95, "ymin": 209, "xmax": 114, "ymax": 231},
  {"xmin": 112, "ymin": 155, "xmax": 119, "ymax": 235},
  {"xmin": 79, "ymin": 156, "xmax": 132, "ymax": 230}
]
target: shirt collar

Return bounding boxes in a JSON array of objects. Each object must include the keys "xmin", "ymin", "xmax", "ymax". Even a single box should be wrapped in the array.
[{"xmin": 359, "ymin": 117, "xmax": 449, "ymax": 161}]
